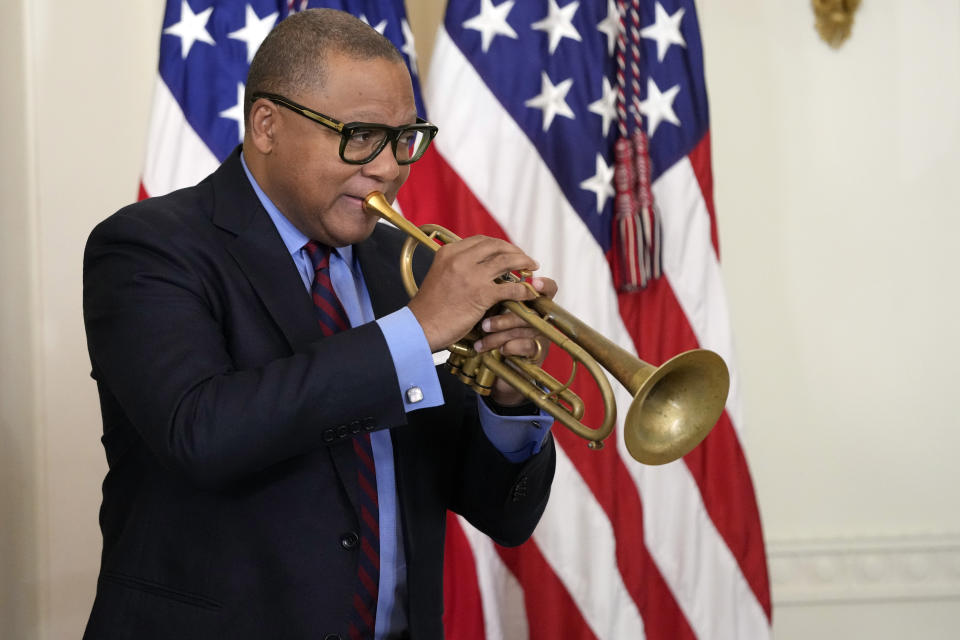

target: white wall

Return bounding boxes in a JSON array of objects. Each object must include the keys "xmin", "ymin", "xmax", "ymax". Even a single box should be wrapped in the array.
[{"xmin": 1, "ymin": 1, "xmax": 957, "ymax": 638}]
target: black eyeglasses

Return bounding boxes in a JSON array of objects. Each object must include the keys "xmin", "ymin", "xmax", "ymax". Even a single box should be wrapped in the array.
[{"xmin": 252, "ymin": 92, "xmax": 438, "ymax": 165}]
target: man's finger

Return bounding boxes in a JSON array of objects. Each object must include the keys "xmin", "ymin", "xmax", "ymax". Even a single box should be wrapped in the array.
[
  {"xmin": 529, "ymin": 276, "xmax": 558, "ymax": 299},
  {"xmin": 474, "ymin": 327, "xmax": 537, "ymax": 353},
  {"xmin": 481, "ymin": 311, "xmax": 527, "ymax": 333},
  {"xmin": 496, "ymin": 336, "xmax": 546, "ymax": 362}
]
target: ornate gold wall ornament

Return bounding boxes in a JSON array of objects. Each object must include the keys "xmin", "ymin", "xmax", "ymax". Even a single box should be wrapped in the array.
[{"xmin": 812, "ymin": 0, "xmax": 861, "ymax": 48}]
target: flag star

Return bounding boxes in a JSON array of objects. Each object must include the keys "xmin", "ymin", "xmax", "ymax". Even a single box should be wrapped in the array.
[
  {"xmin": 640, "ymin": 2, "xmax": 687, "ymax": 62},
  {"xmin": 531, "ymin": 0, "xmax": 582, "ymax": 55},
  {"xmin": 597, "ymin": 0, "xmax": 621, "ymax": 56},
  {"xmin": 163, "ymin": 0, "xmax": 215, "ymax": 60},
  {"xmin": 219, "ymin": 82, "xmax": 246, "ymax": 142},
  {"xmin": 637, "ymin": 78, "xmax": 681, "ymax": 137},
  {"xmin": 401, "ymin": 19, "xmax": 419, "ymax": 76},
  {"xmin": 359, "ymin": 14, "xmax": 388, "ymax": 35},
  {"xmin": 463, "ymin": 0, "xmax": 518, "ymax": 53},
  {"xmin": 524, "ymin": 72, "xmax": 575, "ymax": 131},
  {"xmin": 588, "ymin": 77, "xmax": 617, "ymax": 136},
  {"xmin": 228, "ymin": 5, "xmax": 278, "ymax": 64},
  {"xmin": 580, "ymin": 153, "xmax": 615, "ymax": 213}
]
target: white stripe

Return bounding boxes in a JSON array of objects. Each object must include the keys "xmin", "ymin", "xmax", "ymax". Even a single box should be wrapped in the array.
[
  {"xmin": 653, "ymin": 160, "xmax": 743, "ymax": 431},
  {"xmin": 460, "ymin": 518, "xmax": 530, "ymax": 640},
  {"xmin": 142, "ymin": 76, "xmax": 220, "ymax": 198},
  {"xmin": 534, "ymin": 446, "xmax": 646, "ymax": 639},
  {"xmin": 426, "ymin": 27, "xmax": 770, "ymax": 638}
]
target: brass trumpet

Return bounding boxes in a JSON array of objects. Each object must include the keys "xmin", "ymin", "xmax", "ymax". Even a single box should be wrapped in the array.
[{"xmin": 363, "ymin": 192, "xmax": 730, "ymax": 465}]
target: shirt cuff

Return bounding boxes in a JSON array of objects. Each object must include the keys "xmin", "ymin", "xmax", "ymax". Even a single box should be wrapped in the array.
[
  {"xmin": 477, "ymin": 396, "xmax": 553, "ymax": 463},
  {"xmin": 376, "ymin": 307, "xmax": 444, "ymax": 413}
]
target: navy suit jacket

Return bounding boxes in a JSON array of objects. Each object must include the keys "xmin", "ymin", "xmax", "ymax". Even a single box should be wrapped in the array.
[{"xmin": 82, "ymin": 149, "xmax": 555, "ymax": 639}]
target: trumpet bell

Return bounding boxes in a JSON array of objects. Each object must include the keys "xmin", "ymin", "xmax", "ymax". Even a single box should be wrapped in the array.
[{"xmin": 624, "ymin": 350, "xmax": 730, "ymax": 465}]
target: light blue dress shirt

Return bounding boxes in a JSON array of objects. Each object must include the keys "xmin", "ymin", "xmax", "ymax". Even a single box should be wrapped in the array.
[{"xmin": 240, "ymin": 154, "xmax": 550, "ymax": 638}]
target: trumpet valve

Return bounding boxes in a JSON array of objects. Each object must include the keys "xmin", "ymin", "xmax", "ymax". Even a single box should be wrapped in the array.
[{"xmin": 470, "ymin": 353, "xmax": 499, "ymax": 395}]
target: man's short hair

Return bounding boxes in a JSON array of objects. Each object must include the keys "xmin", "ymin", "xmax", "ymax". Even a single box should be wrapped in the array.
[{"xmin": 244, "ymin": 9, "xmax": 405, "ymax": 122}]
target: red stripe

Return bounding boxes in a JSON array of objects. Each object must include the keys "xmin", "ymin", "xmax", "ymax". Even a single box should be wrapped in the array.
[
  {"xmin": 353, "ymin": 436, "xmax": 375, "ymax": 470},
  {"xmin": 685, "ymin": 413, "xmax": 771, "ymax": 617},
  {"xmin": 315, "ymin": 270, "xmax": 333, "ymax": 288},
  {"xmin": 353, "ymin": 592, "xmax": 375, "ymax": 629},
  {"xmin": 312, "ymin": 293, "xmax": 349, "ymax": 330},
  {"xmin": 358, "ymin": 566, "xmax": 377, "ymax": 598},
  {"xmin": 497, "ymin": 541, "xmax": 599, "ymax": 640},
  {"xmin": 442, "ymin": 514, "xmax": 487, "ymax": 640},
  {"xmin": 360, "ymin": 504, "xmax": 378, "ymax": 538},
  {"xmin": 616, "ymin": 273, "xmax": 772, "ymax": 620},
  {"xmin": 408, "ymin": 152, "xmax": 698, "ymax": 635},
  {"xmin": 361, "ymin": 536, "xmax": 379, "ymax": 571},
  {"xmin": 358, "ymin": 473, "xmax": 378, "ymax": 508}
]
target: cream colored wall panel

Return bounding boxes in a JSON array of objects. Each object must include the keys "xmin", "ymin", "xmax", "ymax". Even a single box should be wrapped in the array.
[
  {"xmin": 698, "ymin": 0, "xmax": 960, "ymax": 540},
  {"xmin": 28, "ymin": 0, "xmax": 166, "ymax": 637}
]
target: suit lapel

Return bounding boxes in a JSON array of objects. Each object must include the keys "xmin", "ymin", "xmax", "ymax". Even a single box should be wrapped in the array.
[{"xmin": 210, "ymin": 149, "xmax": 322, "ymax": 352}]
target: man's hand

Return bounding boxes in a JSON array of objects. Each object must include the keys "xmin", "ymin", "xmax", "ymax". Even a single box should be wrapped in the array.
[
  {"xmin": 407, "ymin": 236, "xmax": 541, "ymax": 352},
  {"xmin": 474, "ymin": 276, "xmax": 558, "ymax": 407}
]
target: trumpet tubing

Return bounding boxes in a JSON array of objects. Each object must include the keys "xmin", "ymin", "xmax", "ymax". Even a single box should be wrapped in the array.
[{"xmin": 363, "ymin": 191, "xmax": 730, "ymax": 465}]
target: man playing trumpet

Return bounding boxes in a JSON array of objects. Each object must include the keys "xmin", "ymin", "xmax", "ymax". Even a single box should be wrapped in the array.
[{"xmin": 82, "ymin": 9, "xmax": 556, "ymax": 640}]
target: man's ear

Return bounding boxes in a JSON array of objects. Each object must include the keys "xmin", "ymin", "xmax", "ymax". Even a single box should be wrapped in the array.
[{"xmin": 247, "ymin": 98, "xmax": 278, "ymax": 154}]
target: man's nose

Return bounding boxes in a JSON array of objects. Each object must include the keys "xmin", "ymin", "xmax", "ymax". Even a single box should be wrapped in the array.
[{"xmin": 361, "ymin": 141, "xmax": 402, "ymax": 181}]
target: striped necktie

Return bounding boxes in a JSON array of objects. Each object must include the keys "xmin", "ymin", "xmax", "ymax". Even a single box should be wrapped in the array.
[
  {"xmin": 303, "ymin": 241, "xmax": 379, "ymax": 638},
  {"xmin": 304, "ymin": 240, "xmax": 349, "ymax": 337}
]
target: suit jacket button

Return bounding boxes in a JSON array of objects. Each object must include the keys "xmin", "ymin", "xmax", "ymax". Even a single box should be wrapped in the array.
[{"xmin": 340, "ymin": 532, "xmax": 359, "ymax": 550}]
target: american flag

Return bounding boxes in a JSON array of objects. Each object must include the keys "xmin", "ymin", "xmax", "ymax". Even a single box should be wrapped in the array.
[{"xmin": 143, "ymin": 1, "xmax": 771, "ymax": 638}]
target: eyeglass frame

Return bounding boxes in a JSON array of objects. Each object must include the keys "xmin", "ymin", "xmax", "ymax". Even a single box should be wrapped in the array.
[{"xmin": 250, "ymin": 92, "xmax": 438, "ymax": 166}]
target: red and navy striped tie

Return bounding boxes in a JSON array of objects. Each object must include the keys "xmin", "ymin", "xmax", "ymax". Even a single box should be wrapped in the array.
[
  {"xmin": 304, "ymin": 240, "xmax": 350, "ymax": 337},
  {"xmin": 304, "ymin": 241, "xmax": 379, "ymax": 638}
]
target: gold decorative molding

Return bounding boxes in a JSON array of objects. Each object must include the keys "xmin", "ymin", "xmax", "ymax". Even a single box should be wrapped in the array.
[{"xmin": 812, "ymin": 0, "xmax": 861, "ymax": 48}]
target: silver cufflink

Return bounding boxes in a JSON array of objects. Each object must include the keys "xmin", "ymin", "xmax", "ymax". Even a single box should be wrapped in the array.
[{"xmin": 405, "ymin": 386, "xmax": 424, "ymax": 404}]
